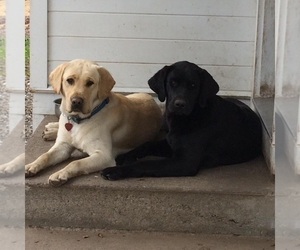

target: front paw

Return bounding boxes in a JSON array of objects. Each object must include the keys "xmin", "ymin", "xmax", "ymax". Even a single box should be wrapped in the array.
[
  {"xmin": 0, "ymin": 164, "xmax": 12, "ymax": 176},
  {"xmin": 25, "ymin": 163, "xmax": 39, "ymax": 177},
  {"xmin": 48, "ymin": 171, "xmax": 68, "ymax": 187},
  {"xmin": 101, "ymin": 167, "xmax": 126, "ymax": 181},
  {"xmin": 42, "ymin": 128, "xmax": 57, "ymax": 141},
  {"xmin": 42, "ymin": 122, "xmax": 58, "ymax": 141}
]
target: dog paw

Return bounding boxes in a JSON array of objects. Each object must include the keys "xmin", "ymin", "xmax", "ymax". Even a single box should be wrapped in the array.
[
  {"xmin": 101, "ymin": 167, "xmax": 126, "ymax": 181},
  {"xmin": 42, "ymin": 122, "xmax": 58, "ymax": 141},
  {"xmin": 0, "ymin": 166, "xmax": 20, "ymax": 176},
  {"xmin": 42, "ymin": 129, "xmax": 57, "ymax": 141},
  {"xmin": 25, "ymin": 164, "xmax": 38, "ymax": 177},
  {"xmin": 48, "ymin": 171, "xmax": 68, "ymax": 187},
  {"xmin": 0, "ymin": 154, "xmax": 25, "ymax": 177},
  {"xmin": 0, "ymin": 165, "xmax": 11, "ymax": 176}
]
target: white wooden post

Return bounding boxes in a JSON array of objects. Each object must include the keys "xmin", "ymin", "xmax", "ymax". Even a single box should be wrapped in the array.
[
  {"xmin": 30, "ymin": 0, "xmax": 47, "ymax": 90},
  {"xmin": 6, "ymin": 0, "xmax": 25, "ymax": 129},
  {"xmin": 6, "ymin": 0, "xmax": 24, "ymax": 91},
  {"xmin": 253, "ymin": 0, "xmax": 275, "ymax": 174},
  {"xmin": 275, "ymin": 0, "xmax": 300, "ymax": 174},
  {"xmin": 2, "ymin": 2, "xmax": 25, "ymax": 248},
  {"xmin": 30, "ymin": 0, "xmax": 59, "ymax": 117},
  {"xmin": 275, "ymin": 2, "xmax": 300, "ymax": 245}
]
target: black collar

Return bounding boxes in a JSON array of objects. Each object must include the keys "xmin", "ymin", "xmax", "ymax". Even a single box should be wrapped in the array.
[{"xmin": 67, "ymin": 98, "xmax": 109, "ymax": 124}]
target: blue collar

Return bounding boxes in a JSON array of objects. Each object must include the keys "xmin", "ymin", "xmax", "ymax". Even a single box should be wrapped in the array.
[{"xmin": 68, "ymin": 98, "xmax": 109, "ymax": 124}]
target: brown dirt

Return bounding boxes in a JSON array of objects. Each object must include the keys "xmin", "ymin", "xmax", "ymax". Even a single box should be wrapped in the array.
[
  {"xmin": 0, "ymin": 0, "xmax": 30, "ymax": 36},
  {"xmin": 0, "ymin": 0, "xmax": 30, "ymax": 16}
]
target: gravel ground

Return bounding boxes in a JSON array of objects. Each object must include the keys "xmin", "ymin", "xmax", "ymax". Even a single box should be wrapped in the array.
[
  {"xmin": 25, "ymin": 2, "xmax": 33, "ymax": 142},
  {"xmin": 0, "ymin": 72, "xmax": 9, "ymax": 144},
  {"xmin": 25, "ymin": 79, "xmax": 33, "ymax": 143}
]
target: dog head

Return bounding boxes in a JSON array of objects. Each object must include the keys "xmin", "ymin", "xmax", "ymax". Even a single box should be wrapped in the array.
[
  {"xmin": 49, "ymin": 59, "xmax": 115, "ymax": 116},
  {"xmin": 148, "ymin": 61, "xmax": 219, "ymax": 115}
]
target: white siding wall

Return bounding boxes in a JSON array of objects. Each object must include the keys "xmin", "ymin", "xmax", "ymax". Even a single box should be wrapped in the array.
[{"xmin": 32, "ymin": 0, "xmax": 258, "ymax": 97}]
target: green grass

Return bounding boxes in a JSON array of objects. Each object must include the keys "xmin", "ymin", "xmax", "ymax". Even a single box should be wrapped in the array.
[
  {"xmin": 0, "ymin": 38, "xmax": 5, "ymax": 61},
  {"xmin": 0, "ymin": 38, "xmax": 5, "ymax": 76},
  {"xmin": 25, "ymin": 38, "xmax": 30, "ymax": 64}
]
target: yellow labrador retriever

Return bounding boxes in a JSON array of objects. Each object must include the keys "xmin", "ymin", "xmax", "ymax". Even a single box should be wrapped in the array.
[{"xmin": 25, "ymin": 59, "xmax": 162, "ymax": 186}]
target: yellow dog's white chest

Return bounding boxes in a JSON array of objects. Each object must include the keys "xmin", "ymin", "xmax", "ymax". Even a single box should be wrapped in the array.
[{"xmin": 67, "ymin": 119, "xmax": 108, "ymax": 153}]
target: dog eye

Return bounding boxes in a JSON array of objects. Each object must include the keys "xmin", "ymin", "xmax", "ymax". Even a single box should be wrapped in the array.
[
  {"xmin": 86, "ymin": 80, "xmax": 94, "ymax": 87},
  {"xmin": 66, "ymin": 78, "xmax": 74, "ymax": 85}
]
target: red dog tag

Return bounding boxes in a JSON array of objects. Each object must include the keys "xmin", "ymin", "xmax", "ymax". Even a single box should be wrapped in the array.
[{"xmin": 65, "ymin": 123, "xmax": 73, "ymax": 131}]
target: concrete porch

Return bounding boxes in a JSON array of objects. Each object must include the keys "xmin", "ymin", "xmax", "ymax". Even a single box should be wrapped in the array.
[{"xmin": 25, "ymin": 116, "xmax": 275, "ymax": 248}]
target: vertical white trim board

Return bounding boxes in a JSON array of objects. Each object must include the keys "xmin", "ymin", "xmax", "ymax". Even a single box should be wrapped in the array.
[
  {"xmin": 276, "ymin": 97, "xmax": 300, "ymax": 174},
  {"xmin": 6, "ymin": 0, "xmax": 25, "ymax": 91},
  {"xmin": 30, "ymin": 0, "xmax": 48, "ymax": 89}
]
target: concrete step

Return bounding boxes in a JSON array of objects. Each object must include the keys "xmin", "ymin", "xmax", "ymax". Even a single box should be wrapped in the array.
[
  {"xmin": 25, "ymin": 116, "xmax": 275, "ymax": 237},
  {"xmin": 0, "ymin": 117, "xmax": 24, "ymax": 164},
  {"xmin": 0, "ymin": 118, "xmax": 25, "ymax": 228},
  {"xmin": 26, "ymin": 227, "xmax": 275, "ymax": 250}
]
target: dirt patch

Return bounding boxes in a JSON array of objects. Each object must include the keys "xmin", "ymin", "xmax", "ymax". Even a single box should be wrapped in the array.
[
  {"xmin": 0, "ymin": 0, "xmax": 30, "ymax": 36},
  {"xmin": 0, "ymin": 1, "xmax": 4, "ymax": 17},
  {"xmin": 0, "ymin": 0, "xmax": 30, "ymax": 16}
]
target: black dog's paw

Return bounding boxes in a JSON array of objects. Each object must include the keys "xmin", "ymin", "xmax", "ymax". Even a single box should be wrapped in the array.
[{"xmin": 101, "ymin": 167, "xmax": 126, "ymax": 181}]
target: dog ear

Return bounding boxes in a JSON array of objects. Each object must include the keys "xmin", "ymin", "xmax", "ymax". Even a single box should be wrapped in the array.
[
  {"xmin": 198, "ymin": 69, "xmax": 219, "ymax": 107},
  {"xmin": 148, "ymin": 66, "xmax": 170, "ymax": 102},
  {"xmin": 97, "ymin": 66, "xmax": 116, "ymax": 98},
  {"xmin": 49, "ymin": 62, "xmax": 69, "ymax": 94}
]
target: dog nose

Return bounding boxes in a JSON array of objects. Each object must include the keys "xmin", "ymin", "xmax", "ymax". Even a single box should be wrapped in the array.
[
  {"xmin": 71, "ymin": 97, "xmax": 84, "ymax": 110},
  {"xmin": 174, "ymin": 99, "xmax": 186, "ymax": 109}
]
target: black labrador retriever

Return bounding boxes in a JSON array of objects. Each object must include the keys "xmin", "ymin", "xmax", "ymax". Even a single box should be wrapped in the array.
[{"xmin": 101, "ymin": 61, "xmax": 262, "ymax": 180}]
